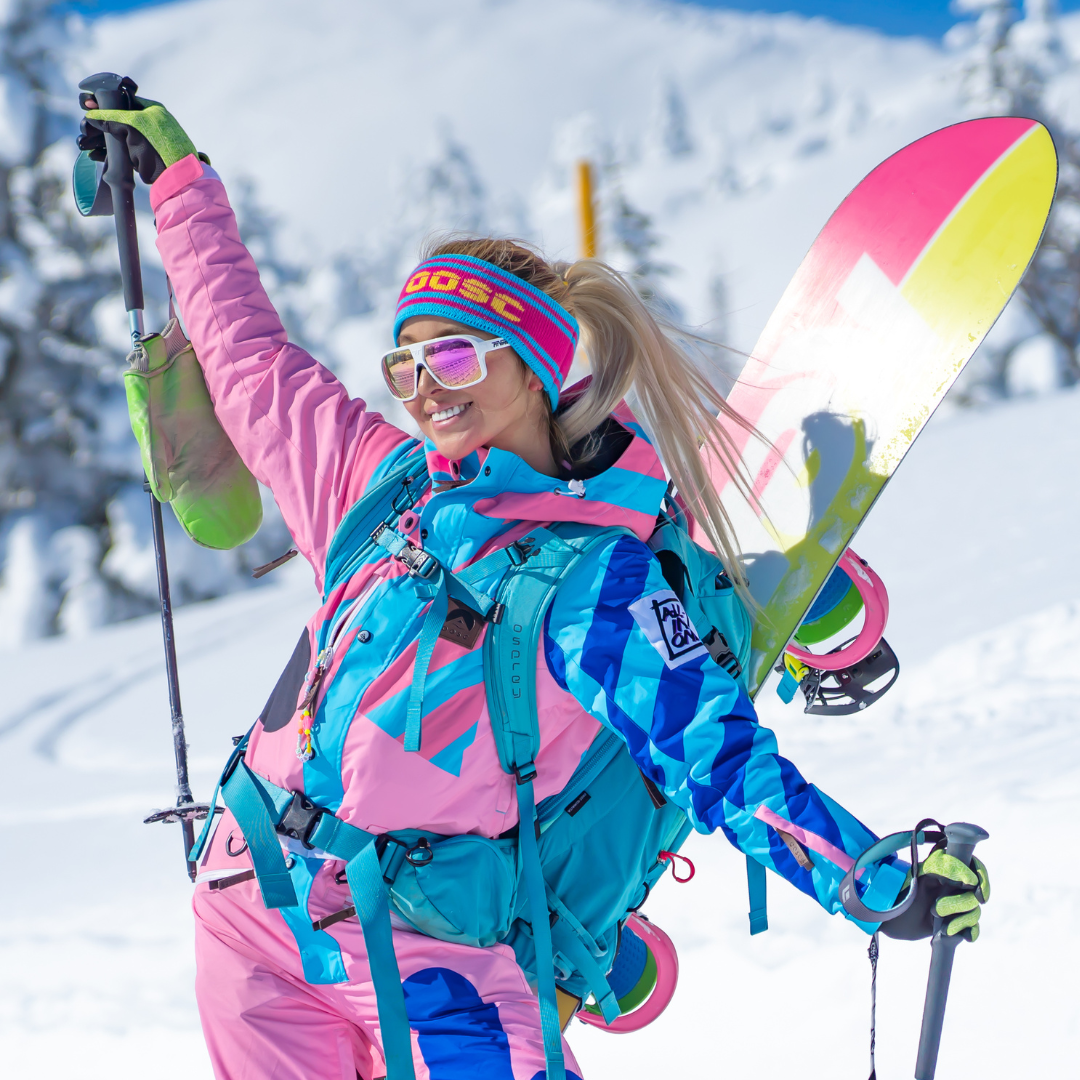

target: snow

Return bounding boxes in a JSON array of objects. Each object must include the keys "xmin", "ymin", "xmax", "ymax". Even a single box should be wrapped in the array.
[
  {"xmin": 1, "ymin": 1, "xmax": 1075, "ymax": 1076},
  {"xmin": 2, "ymin": 389, "xmax": 1078, "ymax": 1079}
]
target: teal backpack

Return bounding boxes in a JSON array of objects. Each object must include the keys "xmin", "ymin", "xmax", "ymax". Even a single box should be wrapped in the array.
[{"xmin": 191, "ymin": 449, "xmax": 756, "ymax": 1080}]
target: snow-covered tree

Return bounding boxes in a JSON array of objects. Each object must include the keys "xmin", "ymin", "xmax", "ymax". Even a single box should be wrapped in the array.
[
  {"xmin": 0, "ymin": 1, "xmax": 136, "ymax": 644},
  {"xmin": 952, "ymin": 0, "xmax": 1080, "ymax": 390},
  {"xmin": 658, "ymin": 81, "xmax": 694, "ymax": 159},
  {"xmin": 0, "ymin": 5, "xmax": 328, "ymax": 646}
]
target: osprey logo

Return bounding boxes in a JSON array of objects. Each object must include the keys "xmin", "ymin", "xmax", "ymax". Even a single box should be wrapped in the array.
[
  {"xmin": 439, "ymin": 598, "xmax": 485, "ymax": 650},
  {"xmin": 628, "ymin": 590, "xmax": 708, "ymax": 670}
]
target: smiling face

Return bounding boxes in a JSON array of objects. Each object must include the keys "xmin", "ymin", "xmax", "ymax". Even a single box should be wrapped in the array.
[{"xmin": 396, "ymin": 315, "xmax": 557, "ymax": 476}]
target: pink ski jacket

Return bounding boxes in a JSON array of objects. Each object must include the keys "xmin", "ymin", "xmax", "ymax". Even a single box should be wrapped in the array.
[{"xmin": 151, "ymin": 154, "xmax": 907, "ymax": 980}]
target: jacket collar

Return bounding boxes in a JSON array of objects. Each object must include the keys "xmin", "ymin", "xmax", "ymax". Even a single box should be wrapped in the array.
[{"xmin": 421, "ymin": 391, "xmax": 668, "ymax": 542}]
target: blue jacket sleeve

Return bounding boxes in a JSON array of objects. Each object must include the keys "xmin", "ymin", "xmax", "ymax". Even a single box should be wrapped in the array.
[{"xmin": 542, "ymin": 534, "xmax": 907, "ymax": 929}]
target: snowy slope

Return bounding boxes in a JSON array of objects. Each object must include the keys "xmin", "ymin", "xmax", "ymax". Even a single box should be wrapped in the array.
[
  {"xmin": 75, "ymin": 0, "xmax": 971, "ymax": 372},
  {"xmin": 2, "ymin": 388, "xmax": 1079, "ymax": 1079},
  {"xmin": 6, "ymin": 3, "xmax": 1073, "ymax": 1077}
]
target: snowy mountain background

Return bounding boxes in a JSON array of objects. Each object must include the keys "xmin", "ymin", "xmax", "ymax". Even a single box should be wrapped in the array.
[
  {"xmin": 4, "ymin": 391, "xmax": 1078, "ymax": 1080},
  {"xmin": 1, "ymin": 1, "xmax": 1079, "ymax": 1078},
  {"xmin": 3, "ymin": 0, "xmax": 1079, "ymax": 639}
]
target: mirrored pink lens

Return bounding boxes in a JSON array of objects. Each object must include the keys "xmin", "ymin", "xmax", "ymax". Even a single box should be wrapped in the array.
[
  {"xmin": 423, "ymin": 338, "xmax": 483, "ymax": 388},
  {"xmin": 383, "ymin": 349, "xmax": 417, "ymax": 399}
]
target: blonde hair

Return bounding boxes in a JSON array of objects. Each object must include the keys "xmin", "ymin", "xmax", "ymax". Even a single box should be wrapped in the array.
[{"xmin": 423, "ymin": 237, "xmax": 759, "ymax": 584}]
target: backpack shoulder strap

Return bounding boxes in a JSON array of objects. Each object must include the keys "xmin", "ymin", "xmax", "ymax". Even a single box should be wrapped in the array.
[
  {"xmin": 323, "ymin": 446, "xmax": 429, "ymax": 600},
  {"xmin": 483, "ymin": 522, "xmax": 632, "ymax": 778},
  {"xmin": 483, "ymin": 522, "xmax": 633, "ymax": 1080}
]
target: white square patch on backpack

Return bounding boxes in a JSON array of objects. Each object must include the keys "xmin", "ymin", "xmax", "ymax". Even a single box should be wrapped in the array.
[{"xmin": 628, "ymin": 590, "xmax": 709, "ymax": 670}]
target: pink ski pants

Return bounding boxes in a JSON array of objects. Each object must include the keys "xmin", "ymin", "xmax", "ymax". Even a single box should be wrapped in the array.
[{"xmin": 193, "ymin": 874, "xmax": 583, "ymax": 1080}]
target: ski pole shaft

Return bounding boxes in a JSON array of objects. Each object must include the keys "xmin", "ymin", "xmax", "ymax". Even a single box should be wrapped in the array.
[
  {"xmin": 79, "ymin": 73, "xmax": 196, "ymax": 879},
  {"xmin": 148, "ymin": 484, "xmax": 196, "ymax": 879},
  {"xmin": 914, "ymin": 822, "xmax": 989, "ymax": 1080}
]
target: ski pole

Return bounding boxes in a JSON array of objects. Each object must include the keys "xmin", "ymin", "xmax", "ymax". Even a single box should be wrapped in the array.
[
  {"xmin": 914, "ymin": 822, "xmax": 989, "ymax": 1080},
  {"xmin": 78, "ymin": 72, "xmax": 208, "ymax": 880},
  {"xmin": 78, "ymin": 73, "xmax": 144, "ymax": 348}
]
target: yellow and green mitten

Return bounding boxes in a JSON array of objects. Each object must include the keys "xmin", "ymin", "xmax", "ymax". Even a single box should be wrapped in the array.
[{"xmin": 126, "ymin": 320, "xmax": 262, "ymax": 550}]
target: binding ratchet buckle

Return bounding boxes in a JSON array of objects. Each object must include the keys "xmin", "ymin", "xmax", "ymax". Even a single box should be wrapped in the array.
[{"xmin": 781, "ymin": 638, "xmax": 900, "ymax": 716}]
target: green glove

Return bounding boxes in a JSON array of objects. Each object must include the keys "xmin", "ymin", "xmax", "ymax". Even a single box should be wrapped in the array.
[
  {"xmin": 78, "ymin": 94, "xmax": 200, "ymax": 184},
  {"xmin": 881, "ymin": 848, "xmax": 991, "ymax": 942}
]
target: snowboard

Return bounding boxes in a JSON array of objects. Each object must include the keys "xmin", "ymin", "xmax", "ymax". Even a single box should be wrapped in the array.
[{"xmin": 693, "ymin": 117, "xmax": 1058, "ymax": 697}]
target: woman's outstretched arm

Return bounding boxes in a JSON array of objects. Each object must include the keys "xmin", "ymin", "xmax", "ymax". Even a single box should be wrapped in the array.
[
  {"xmin": 150, "ymin": 154, "xmax": 414, "ymax": 587},
  {"xmin": 544, "ymin": 532, "xmax": 908, "ymax": 929}
]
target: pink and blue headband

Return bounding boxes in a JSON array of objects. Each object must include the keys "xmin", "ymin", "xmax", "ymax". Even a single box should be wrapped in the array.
[{"xmin": 393, "ymin": 253, "xmax": 579, "ymax": 407}]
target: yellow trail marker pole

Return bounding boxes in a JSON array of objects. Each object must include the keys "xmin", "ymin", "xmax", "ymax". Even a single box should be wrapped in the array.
[{"xmin": 577, "ymin": 160, "xmax": 598, "ymax": 259}]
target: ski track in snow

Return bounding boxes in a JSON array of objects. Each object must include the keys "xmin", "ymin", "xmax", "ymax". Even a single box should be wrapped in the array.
[{"xmin": 2, "ymin": 394, "xmax": 1079, "ymax": 1078}]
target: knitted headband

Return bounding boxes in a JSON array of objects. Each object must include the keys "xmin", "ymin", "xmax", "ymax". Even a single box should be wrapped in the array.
[{"xmin": 393, "ymin": 253, "xmax": 579, "ymax": 407}]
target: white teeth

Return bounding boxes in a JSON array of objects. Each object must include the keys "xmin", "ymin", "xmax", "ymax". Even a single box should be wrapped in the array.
[{"xmin": 432, "ymin": 404, "xmax": 468, "ymax": 422}]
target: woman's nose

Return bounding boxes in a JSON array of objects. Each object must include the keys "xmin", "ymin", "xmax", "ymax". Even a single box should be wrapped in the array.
[{"xmin": 416, "ymin": 365, "xmax": 442, "ymax": 396}]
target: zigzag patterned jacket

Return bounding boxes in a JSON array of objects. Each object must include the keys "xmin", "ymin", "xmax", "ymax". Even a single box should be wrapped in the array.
[{"xmin": 151, "ymin": 154, "xmax": 907, "ymax": 960}]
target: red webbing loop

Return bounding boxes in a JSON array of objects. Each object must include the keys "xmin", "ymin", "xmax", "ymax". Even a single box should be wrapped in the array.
[{"xmin": 658, "ymin": 850, "xmax": 695, "ymax": 883}]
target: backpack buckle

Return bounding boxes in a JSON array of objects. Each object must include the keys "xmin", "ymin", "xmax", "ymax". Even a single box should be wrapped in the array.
[
  {"xmin": 397, "ymin": 542, "xmax": 436, "ymax": 579},
  {"xmin": 514, "ymin": 762, "xmax": 538, "ymax": 784},
  {"xmin": 371, "ymin": 522, "xmax": 437, "ymax": 579},
  {"xmin": 510, "ymin": 535, "xmax": 541, "ymax": 564},
  {"xmin": 276, "ymin": 791, "xmax": 324, "ymax": 849}
]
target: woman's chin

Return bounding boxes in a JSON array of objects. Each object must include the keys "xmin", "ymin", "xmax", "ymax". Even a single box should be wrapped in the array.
[{"xmin": 429, "ymin": 432, "xmax": 484, "ymax": 463}]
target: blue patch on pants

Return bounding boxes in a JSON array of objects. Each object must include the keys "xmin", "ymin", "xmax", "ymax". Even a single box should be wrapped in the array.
[{"xmin": 402, "ymin": 967, "xmax": 515, "ymax": 1079}]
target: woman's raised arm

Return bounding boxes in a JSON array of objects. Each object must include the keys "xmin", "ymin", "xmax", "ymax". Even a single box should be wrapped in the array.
[{"xmin": 150, "ymin": 155, "xmax": 413, "ymax": 584}]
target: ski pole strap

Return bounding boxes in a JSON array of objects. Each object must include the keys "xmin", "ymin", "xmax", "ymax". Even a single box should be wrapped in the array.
[
  {"xmin": 516, "ymin": 769, "xmax": 566, "ymax": 1080},
  {"xmin": 840, "ymin": 818, "xmax": 944, "ymax": 924},
  {"xmin": 746, "ymin": 855, "xmax": 768, "ymax": 935},
  {"xmin": 868, "ymin": 932, "xmax": 879, "ymax": 1080}
]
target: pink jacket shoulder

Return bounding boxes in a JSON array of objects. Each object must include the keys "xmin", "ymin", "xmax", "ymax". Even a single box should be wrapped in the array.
[{"xmin": 150, "ymin": 154, "xmax": 411, "ymax": 588}]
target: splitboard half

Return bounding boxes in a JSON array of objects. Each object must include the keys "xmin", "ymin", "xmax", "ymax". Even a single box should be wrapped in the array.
[{"xmin": 693, "ymin": 117, "xmax": 1058, "ymax": 697}]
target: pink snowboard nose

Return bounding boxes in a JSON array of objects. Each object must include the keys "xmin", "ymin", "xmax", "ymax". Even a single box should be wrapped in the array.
[{"xmin": 784, "ymin": 549, "xmax": 889, "ymax": 672}]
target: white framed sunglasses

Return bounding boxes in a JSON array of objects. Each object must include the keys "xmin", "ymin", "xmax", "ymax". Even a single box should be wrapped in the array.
[{"xmin": 381, "ymin": 334, "xmax": 511, "ymax": 402}]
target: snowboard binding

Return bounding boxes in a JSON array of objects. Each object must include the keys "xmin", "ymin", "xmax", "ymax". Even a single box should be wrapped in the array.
[
  {"xmin": 776, "ymin": 549, "xmax": 900, "ymax": 715},
  {"xmin": 576, "ymin": 913, "xmax": 679, "ymax": 1033}
]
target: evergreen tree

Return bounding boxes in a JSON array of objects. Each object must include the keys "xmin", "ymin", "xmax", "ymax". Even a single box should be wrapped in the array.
[
  {"xmin": 955, "ymin": 0, "xmax": 1080, "ymax": 386},
  {"xmin": 0, "ymin": 1, "xmax": 133, "ymax": 643}
]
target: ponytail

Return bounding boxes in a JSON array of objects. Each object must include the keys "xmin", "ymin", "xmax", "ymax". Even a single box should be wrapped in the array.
[{"xmin": 422, "ymin": 237, "xmax": 761, "ymax": 587}]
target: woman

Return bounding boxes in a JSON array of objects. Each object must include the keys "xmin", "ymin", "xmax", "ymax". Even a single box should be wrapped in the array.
[{"xmin": 79, "ymin": 98, "xmax": 989, "ymax": 1080}]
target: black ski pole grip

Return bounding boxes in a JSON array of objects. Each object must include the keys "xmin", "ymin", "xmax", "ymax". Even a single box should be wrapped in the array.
[
  {"xmin": 914, "ymin": 822, "xmax": 989, "ymax": 1080},
  {"xmin": 78, "ymin": 73, "xmax": 144, "ymax": 320}
]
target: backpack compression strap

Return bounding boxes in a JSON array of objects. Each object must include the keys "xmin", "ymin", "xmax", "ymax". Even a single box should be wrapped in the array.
[
  {"xmin": 323, "ymin": 448, "xmax": 431, "ymax": 602},
  {"xmin": 211, "ymin": 748, "xmax": 419, "ymax": 1080},
  {"xmin": 484, "ymin": 524, "xmax": 635, "ymax": 1080}
]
